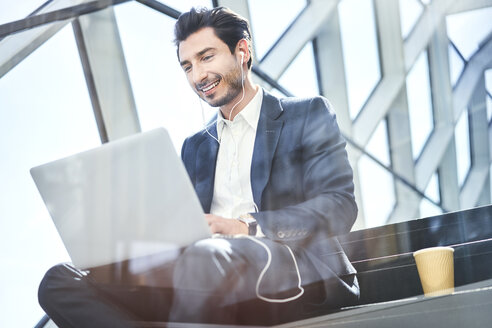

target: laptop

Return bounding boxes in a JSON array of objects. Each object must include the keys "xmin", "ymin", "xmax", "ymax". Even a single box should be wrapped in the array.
[{"xmin": 31, "ymin": 128, "xmax": 211, "ymax": 270}]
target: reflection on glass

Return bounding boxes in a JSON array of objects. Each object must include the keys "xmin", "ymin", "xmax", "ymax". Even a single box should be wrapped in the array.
[
  {"xmin": 419, "ymin": 172, "xmax": 442, "ymax": 217},
  {"xmin": 115, "ymin": 1, "xmax": 215, "ymax": 152},
  {"xmin": 446, "ymin": 7, "xmax": 492, "ymax": 61},
  {"xmin": 248, "ymin": 0, "xmax": 305, "ymax": 60},
  {"xmin": 448, "ymin": 43, "xmax": 464, "ymax": 88},
  {"xmin": 406, "ymin": 50, "xmax": 434, "ymax": 160},
  {"xmin": 278, "ymin": 42, "xmax": 318, "ymax": 98},
  {"xmin": 0, "ymin": 25, "xmax": 100, "ymax": 327},
  {"xmin": 358, "ymin": 120, "xmax": 395, "ymax": 228},
  {"xmin": 338, "ymin": 0, "xmax": 381, "ymax": 120},
  {"xmin": 455, "ymin": 109, "xmax": 471, "ymax": 187},
  {"xmin": 399, "ymin": 0, "xmax": 423, "ymax": 39}
]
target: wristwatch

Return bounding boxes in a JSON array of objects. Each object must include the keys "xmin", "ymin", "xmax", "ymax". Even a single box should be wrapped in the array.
[{"xmin": 237, "ymin": 213, "xmax": 257, "ymax": 236}]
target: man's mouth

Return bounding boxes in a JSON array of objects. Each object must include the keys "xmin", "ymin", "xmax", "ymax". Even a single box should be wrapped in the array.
[{"xmin": 199, "ymin": 79, "xmax": 220, "ymax": 94}]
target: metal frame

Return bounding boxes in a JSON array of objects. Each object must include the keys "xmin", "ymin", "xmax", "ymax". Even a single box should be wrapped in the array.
[{"xmin": 1, "ymin": 0, "xmax": 491, "ymax": 229}]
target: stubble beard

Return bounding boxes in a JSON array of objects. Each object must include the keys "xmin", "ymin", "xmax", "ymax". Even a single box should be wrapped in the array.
[{"xmin": 198, "ymin": 67, "xmax": 243, "ymax": 108}]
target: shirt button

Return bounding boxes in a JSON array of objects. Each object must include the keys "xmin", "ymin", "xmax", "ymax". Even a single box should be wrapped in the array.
[{"xmin": 277, "ymin": 231, "xmax": 285, "ymax": 238}]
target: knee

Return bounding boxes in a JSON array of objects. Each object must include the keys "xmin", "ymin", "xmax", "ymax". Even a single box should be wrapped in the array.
[
  {"xmin": 182, "ymin": 239, "xmax": 234, "ymax": 264},
  {"xmin": 38, "ymin": 263, "xmax": 86, "ymax": 311},
  {"xmin": 174, "ymin": 239, "xmax": 239, "ymax": 281}
]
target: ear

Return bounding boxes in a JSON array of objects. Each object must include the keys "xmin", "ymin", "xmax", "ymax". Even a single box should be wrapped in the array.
[{"xmin": 236, "ymin": 39, "xmax": 249, "ymax": 65}]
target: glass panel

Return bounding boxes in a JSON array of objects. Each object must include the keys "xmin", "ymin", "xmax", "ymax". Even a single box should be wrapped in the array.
[
  {"xmin": 399, "ymin": 0, "xmax": 423, "ymax": 39},
  {"xmin": 455, "ymin": 108, "xmax": 471, "ymax": 187},
  {"xmin": 448, "ymin": 43, "xmax": 464, "ymax": 88},
  {"xmin": 115, "ymin": 1, "xmax": 216, "ymax": 152},
  {"xmin": 366, "ymin": 118, "xmax": 391, "ymax": 166},
  {"xmin": 338, "ymin": 0, "xmax": 381, "ymax": 120},
  {"xmin": 0, "ymin": 25, "xmax": 100, "ymax": 327},
  {"xmin": 248, "ymin": 0, "xmax": 306, "ymax": 61},
  {"xmin": 406, "ymin": 50, "xmax": 434, "ymax": 160},
  {"xmin": 0, "ymin": 0, "xmax": 49, "ymax": 24},
  {"xmin": 248, "ymin": 0, "xmax": 305, "ymax": 62},
  {"xmin": 358, "ymin": 120, "xmax": 395, "ymax": 228},
  {"xmin": 446, "ymin": 7, "xmax": 492, "ymax": 61},
  {"xmin": 278, "ymin": 42, "xmax": 318, "ymax": 98},
  {"xmin": 157, "ymin": 0, "xmax": 213, "ymax": 12},
  {"xmin": 419, "ymin": 172, "xmax": 442, "ymax": 217}
]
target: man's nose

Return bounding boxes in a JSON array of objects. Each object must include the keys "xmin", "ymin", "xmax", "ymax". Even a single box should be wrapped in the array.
[{"xmin": 193, "ymin": 65, "xmax": 207, "ymax": 84}]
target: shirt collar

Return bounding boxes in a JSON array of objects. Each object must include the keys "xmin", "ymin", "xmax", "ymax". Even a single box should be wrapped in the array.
[{"xmin": 216, "ymin": 86, "xmax": 263, "ymax": 138}]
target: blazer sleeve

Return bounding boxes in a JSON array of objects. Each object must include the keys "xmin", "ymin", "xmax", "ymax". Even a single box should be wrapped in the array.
[{"xmin": 252, "ymin": 97, "xmax": 357, "ymax": 242}]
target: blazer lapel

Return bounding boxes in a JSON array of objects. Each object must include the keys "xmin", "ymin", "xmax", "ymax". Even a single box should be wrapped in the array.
[
  {"xmin": 251, "ymin": 91, "xmax": 284, "ymax": 209},
  {"xmin": 195, "ymin": 124, "xmax": 219, "ymax": 213}
]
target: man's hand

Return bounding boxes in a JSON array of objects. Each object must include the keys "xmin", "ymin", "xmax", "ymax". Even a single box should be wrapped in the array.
[{"xmin": 205, "ymin": 214, "xmax": 248, "ymax": 235}]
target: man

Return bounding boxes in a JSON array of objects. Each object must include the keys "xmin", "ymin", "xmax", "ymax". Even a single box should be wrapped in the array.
[{"xmin": 38, "ymin": 6, "xmax": 359, "ymax": 327}]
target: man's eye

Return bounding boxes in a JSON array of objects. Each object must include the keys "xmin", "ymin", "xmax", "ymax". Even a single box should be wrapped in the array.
[
  {"xmin": 183, "ymin": 66, "xmax": 191, "ymax": 73},
  {"xmin": 203, "ymin": 55, "xmax": 213, "ymax": 61}
]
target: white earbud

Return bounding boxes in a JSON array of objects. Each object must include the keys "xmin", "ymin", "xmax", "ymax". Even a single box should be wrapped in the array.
[{"xmin": 240, "ymin": 51, "xmax": 244, "ymax": 65}]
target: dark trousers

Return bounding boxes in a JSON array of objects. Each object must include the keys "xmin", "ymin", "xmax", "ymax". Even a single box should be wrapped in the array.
[{"xmin": 39, "ymin": 237, "xmax": 359, "ymax": 327}]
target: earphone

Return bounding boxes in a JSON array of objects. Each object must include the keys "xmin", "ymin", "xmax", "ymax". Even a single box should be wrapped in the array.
[{"xmin": 198, "ymin": 47, "xmax": 304, "ymax": 303}]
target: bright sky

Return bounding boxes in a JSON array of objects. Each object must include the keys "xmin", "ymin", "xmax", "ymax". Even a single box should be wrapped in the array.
[{"xmin": 0, "ymin": 0, "xmax": 491, "ymax": 327}]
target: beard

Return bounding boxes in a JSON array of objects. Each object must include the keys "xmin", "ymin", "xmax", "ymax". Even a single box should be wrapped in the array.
[{"xmin": 196, "ymin": 66, "xmax": 243, "ymax": 108}]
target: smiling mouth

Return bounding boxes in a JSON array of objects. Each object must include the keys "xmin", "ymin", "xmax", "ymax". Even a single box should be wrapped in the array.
[{"xmin": 199, "ymin": 79, "xmax": 220, "ymax": 94}]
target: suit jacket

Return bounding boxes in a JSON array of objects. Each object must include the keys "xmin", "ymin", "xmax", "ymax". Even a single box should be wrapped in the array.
[{"xmin": 181, "ymin": 89, "xmax": 357, "ymax": 285}]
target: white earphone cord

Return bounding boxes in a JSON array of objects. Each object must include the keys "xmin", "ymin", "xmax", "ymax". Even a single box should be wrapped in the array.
[
  {"xmin": 199, "ymin": 55, "xmax": 303, "ymax": 303},
  {"xmin": 243, "ymin": 235, "xmax": 304, "ymax": 303},
  {"xmin": 200, "ymin": 51, "xmax": 245, "ymax": 144},
  {"xmin": 246, "ymin": 202, "xmax": 304, "ymax": 303}
]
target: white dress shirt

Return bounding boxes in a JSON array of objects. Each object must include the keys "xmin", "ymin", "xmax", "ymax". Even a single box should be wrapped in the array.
[{"xmin": 210, "ymin": 87, "xmax": 263, "ymax": 220}]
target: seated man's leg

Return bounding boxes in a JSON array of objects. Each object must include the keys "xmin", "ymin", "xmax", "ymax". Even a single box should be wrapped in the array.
[
  {"xmin": 169, "ymin": 237, "xmax": 332, "ymax": 324},
  {"xmin": 39, "ymin": 263, "xmax": 139, "ymax": 328},
  {"xmin": 38, "ymin": 263, "xmax": 175, "ymax": 328}
]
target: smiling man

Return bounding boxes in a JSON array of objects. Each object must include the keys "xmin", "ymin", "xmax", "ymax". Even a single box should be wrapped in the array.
[
  {"xmin": 38, "ymin": 6, "xmax": 360, "ymax": 327},
  {"xmin": 169, "ymin": 6, "xmax": 360, "ymax": 323}
]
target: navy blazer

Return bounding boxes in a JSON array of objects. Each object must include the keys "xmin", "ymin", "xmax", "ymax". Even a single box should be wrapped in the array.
[{"xmin": 181, "ymin": 90, "xmax": 357, "ymax": 280}]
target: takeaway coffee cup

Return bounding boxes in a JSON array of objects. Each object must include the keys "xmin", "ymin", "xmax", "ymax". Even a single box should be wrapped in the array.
[{"xmin": 413, "ymin": 246, "xmax": 455, "ymax": 297}]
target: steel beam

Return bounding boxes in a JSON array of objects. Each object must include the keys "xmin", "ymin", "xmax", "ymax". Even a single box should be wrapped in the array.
[
  {"xmin": 404, "ymin": 0, "xmax": 454, "ymax": 73},
  {"xmin": 461, "ymin": 77, "xmax": 491, "ymax": 207},
  {"xmin": 73, "ymin": 7, "xmax": 140, "ymax": 141},
  {"xmin": 447, "ymin": 0, "xmax": 492, "ymax": 15},
  {"xmin": 373, "ymin": 0, "xmax": 419, "ymax": 223},
  {"xmin": 430, "ymin": 21, "xmax": 461, "ymax": 211}
]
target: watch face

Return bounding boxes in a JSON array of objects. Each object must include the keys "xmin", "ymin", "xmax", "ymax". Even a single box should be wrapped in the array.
[{"xmin": 248, "ymin": 221, "xmax": 257, "ymax": 236}]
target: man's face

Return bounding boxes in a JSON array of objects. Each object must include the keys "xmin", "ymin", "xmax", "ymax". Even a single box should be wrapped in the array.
[{"xmin": 178, "ymin": 27, "xmax": 242, "ymax": 108}]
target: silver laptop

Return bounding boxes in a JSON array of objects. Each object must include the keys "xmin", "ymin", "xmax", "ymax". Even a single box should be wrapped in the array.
[{"xmin": 31, "ymin": 128, "xmax": 211, "ymax": 270}]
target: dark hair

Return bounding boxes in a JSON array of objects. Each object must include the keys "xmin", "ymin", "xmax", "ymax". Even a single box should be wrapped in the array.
[{"xmin": 174, "ymin": 7, "xmax": 253, "ymax": 69}]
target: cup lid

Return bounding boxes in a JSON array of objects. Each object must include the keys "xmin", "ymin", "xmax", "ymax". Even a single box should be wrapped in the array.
[{"xmin": 413, "ymin": 246, "xmax": 454, "ymax": 257}]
